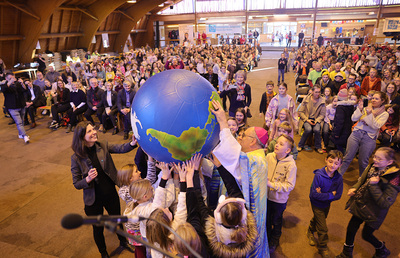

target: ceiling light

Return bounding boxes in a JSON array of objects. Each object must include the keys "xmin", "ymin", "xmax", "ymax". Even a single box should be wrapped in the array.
[
  {"xmin": 368, "ymin": 12, "xmax": 375, "ymax": 15},
  {"xmin": 127, "ymin": 0, "xmax": 136, "ymax": 3},
  {"xmin": 158, "ymin": 3, "xmax": 164, "ymax": 7}
]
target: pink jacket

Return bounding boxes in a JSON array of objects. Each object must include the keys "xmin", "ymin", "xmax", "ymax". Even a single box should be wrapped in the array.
[{"xmin": 265, "ymin": 94, "xmax": 298, "ymax": 129}]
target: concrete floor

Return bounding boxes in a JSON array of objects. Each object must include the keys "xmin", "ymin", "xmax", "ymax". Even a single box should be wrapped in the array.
[{"xmin": 0, "ymin": 52, "xmax": 399, "ymax": 258}]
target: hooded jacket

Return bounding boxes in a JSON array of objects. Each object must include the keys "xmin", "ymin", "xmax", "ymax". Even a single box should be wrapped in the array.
[
  {"xmin": 266, "ymin": 152, "xmax": 297, "ymax": 204},
  {"xmin": 309, "ymin": 167, "xmax": 343, "ymax": 208},
  {"xmin": 204, "ymin": 212, "xmax": 258, "ymax": 258}
]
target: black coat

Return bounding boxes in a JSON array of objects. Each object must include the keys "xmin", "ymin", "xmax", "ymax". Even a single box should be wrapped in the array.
[
  {"xmin": 331, "ymin": 101, "xmax": 355, "ymax": 147},
  {"xmin": 24, "ymin": 85, "xmax": 46, "ymax": 107},
  {"xmin": 101, "ymin": 90, "xmax": 118, "ymax": 110},
  {"xmin": 1, "ymin": 81, "xmax": 26, "ymax": 109},
  {"xmin": 117, "ymin": 88, "xmax": 136, "ymax": 111},
  {"xmin": 86, "ymin": 87, "xmax": 104, "ymax": 109},
  {"xmin": 347, "ymin": 164, "xmax": 400, "ymax": 229},
  {"xmin": 71, "ymin": 141, "xmax": 136, "ymax": 206}
]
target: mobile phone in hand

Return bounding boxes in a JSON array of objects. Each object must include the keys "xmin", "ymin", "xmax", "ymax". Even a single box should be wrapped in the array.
[{"xmin": 363, "ymin": 98, "xmax": 368, "ymax": 108}]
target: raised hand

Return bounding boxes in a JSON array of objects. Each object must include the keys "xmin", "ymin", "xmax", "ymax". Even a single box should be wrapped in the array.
[
  {"xmin": 191, "ymin": 153, "xmax": 203, "ymax": 171},
  {"xmin": 174, "ymin": 163, "xmax": 187, "ymax": 182},
  {"xmin": 156, "ymin": 162, "xmax": 173, "ymax": 180},
  {"xmin": 209, "ymin": 152, "xmax": 222, "ymax": 167}
]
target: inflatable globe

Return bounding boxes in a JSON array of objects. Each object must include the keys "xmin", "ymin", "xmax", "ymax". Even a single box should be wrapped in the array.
[{"xmin": 131, "ymin": 69, "xmax": 221, "ymax": 163}]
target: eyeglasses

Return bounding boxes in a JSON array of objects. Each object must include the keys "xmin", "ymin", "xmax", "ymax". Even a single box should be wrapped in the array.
[{"xmin": 241, "ymin": 132, "xmax": 256, "ymax": 139}]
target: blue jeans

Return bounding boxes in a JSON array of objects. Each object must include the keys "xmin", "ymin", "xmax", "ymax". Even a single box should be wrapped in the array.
[
  {"xmin": 298, "ymin": 122, "xmax": 322, "ymax": 149},
  {"xmin": 339, "ymin": 130, "xmax": 377, "ymax": 176},
  {"xmin": 322, "ymin": 122, "xmax": 331, "ymax": 147},
  {"xmin": 267, "ymin": 200, "xmax": 287, "ymax": 244},
  {"xmin": 9, "ymin": 108, "xmax": 26, "ymax": 136},
  {"xmin": 278, "ymin": 69, "xmax": 285, "ymax": 82}
]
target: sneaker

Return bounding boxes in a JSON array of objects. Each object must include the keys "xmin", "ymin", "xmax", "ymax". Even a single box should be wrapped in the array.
[
  {"xmin": 317, "ymin": 149, "xmax": 324, "ymax": 154},
  {"xmin": 23, "ymin": 135, "xmax": 30, "ymax": 143},
  {"xmin": 297, "ymin": 147, "xmax": 303, "ymax": 152},
  {"xmin": 18, "ymin": 135, "xmax": 23, "ymax": 139},
  {"xmin": 49, "ymin": 120, "xmax": 57, "ymax": 128},
  {"xmin": 306, "ymin": 229, "xmax": 317, "ymax": 246},
  {"xmin": 42, "ymin": 110, "xmax": 47, "ymax": 115},
  {"xmin": 319, "ymin": 248, "xmax": 330, "ymax": 258},
  {"xmin": 52, "ymin": 123, "xmax": 60, "ymax": 130},
  {"xmin": 304, "ymin": 146, "xmax": 313, "ymax": 152}
]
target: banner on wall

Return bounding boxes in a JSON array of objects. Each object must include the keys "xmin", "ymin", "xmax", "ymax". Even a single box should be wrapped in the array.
[
  {"xmin": 206, "ymin": 24, "xmax": 242, "ymax": 34},
  {"xmin": 179, "ymin": 24, "xmax": 194, "ymax": 45},
  {"xmin": 383, "ymin": 18, "xmax": 400, "ymax": 32},
  {"xmin": 101, "ymin": 33, "xmax": 109, "ymax": 48}
]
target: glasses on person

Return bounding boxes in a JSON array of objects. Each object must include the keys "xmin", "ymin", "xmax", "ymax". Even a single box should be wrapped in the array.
[{"xmin": 241, "ymin": 132, "xmax": 256, "ymax": 139}]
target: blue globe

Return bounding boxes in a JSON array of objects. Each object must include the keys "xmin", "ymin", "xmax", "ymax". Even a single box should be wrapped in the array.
[{"xmin": 131, "ymin": 70, "xmax": 221, "ymax": 163}]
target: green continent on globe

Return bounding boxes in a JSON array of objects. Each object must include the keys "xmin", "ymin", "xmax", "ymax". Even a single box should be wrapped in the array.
[
  {"xmin": 205, "ymin": 91, "xmax": 221, "ymax": 127},
  {"xmin": 146, "ymin": 127, "xmax": 208, "ymax": 161}
]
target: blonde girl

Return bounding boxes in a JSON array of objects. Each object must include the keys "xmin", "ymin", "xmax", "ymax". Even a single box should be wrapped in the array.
[
  {"xmin": 146, "ymin": 159, "xmax": 196, "ymax": 258},
  {"xmin": 269, "ymin": 108, "xmax": 295, "ymax": 141},
  {"xmin": 123, "ymin": 162, "xmax": 176, "ymax": 246},
  {"xmin": 118, "ymin": 165, "xmax": 146, "ymax": 258}
]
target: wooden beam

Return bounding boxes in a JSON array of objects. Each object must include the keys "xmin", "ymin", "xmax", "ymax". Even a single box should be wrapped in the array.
[
  {"xmin": 117, "ymin": 10, "xmax": 135, "ymax": 22},
  {"xmin": 39, "ymin": 32, "xmax": 84, "ymax": 39},
  {"xmin": 0, "ymin": 35, "xmax": 25, "ymax": 41},
  {"xmin": 76, "ymin": 6, "xmax": 98, "ymax": 21},
  {"xmin": 95, "ymin": 30, "xmax": 120, "ymax": 35},
  {"xmin": 131, "ymin": 29, "xmax": 147, "ymax": 33},
  {"xmin": 4, "ymin": 0, "xmax": 40, "ymax": 21}
]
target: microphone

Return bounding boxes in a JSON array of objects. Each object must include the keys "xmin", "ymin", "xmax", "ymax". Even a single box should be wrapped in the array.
[{"xmin": 61, "ymin": 213, "xmax": 140, "ymax": 229}]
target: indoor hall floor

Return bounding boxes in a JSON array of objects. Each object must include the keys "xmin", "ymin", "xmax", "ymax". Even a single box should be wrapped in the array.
[{"xmin": 0, "ymin": 51, "xmax": 399, "ymax": 258}]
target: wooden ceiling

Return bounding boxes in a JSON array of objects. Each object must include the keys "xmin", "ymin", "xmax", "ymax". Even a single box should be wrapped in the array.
[{"xmin": 0, "ymin": 0, "xmax": 173, "ymax": 66}]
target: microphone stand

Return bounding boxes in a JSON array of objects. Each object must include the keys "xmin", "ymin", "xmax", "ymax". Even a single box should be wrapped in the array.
[{"xmin": 103, "ymin": 221, "xmax": 179, "ymax": 258}]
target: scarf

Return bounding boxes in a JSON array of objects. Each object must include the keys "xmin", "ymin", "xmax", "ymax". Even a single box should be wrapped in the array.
[
  {"xmin": 236, "ymin": 83, "xmax": 246, "ymax": 101},
  {"xmin": 354, "ymin": 166, "xmax": 386, "ymax": 200},
  {"xmin": 360, "ymin": 104, "xmax": 385, "ymax": 121}
]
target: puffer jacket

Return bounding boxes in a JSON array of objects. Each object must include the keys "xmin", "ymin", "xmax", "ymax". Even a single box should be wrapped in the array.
[{"xmin": 331, "ymin": 100, "xmax": 356, "ymax": 147}]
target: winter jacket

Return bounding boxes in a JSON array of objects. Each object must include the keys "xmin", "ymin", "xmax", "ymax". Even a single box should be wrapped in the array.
[
  {"xmin": 331, "ymin": 100, "xmax": 355, "ymax": 147},
  {"xmin": 266, "ymin": 152, "xmax": 297, "ymax": 204},
  {"xmin": 348, "ymin": 164, "xmax": 400, "ymax": 229},
  {"xmin": 205, "ymin": 211, "xmax": 258, "ymax": 258},
  {"xmin": 298, "ymin": 94, "xmax": 326, "ymax": 134},
  {"xmin": 265, "ymin": 94, "xmax": 298, "ymax": 128},
  {"xmin": 361, "ymin": 76, "xmax": 382, "ymax": 96},
  {"xmin": 309, "ymin": 167, "xmax": 343, "ymax": 208}
]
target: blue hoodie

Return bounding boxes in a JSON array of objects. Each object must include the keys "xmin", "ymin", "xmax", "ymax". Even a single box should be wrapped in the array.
[{"xmin": 309, "ymin": 167, "xmax": 343, "ymax": 208}]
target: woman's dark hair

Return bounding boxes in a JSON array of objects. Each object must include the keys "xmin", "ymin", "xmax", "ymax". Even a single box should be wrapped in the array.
[{"xmin": 71, "ymin": 121, "xmax": 93, "ymax": 159}]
